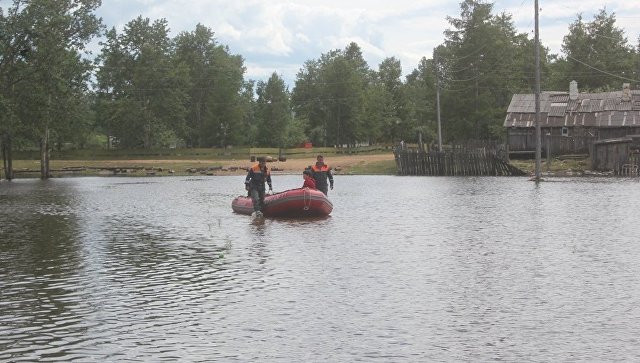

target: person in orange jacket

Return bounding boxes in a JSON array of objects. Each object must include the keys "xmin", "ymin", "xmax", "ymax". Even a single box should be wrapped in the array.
[
  {"xmin": 307, "ymin": 154, "xmax": 333, "ymax": 195},
  {"xmin": 245, "ymin": 157, "xmax": 272, "ymax": 215}
]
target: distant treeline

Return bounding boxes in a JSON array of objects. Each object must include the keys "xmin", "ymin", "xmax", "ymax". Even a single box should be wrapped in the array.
[
  {"xmin": 11, "ymin": 146, "xmax": 391, "ymax": 161},
  {"xmin": 1, "ymin": 1, "xmax": 638, "ymax": 179}
]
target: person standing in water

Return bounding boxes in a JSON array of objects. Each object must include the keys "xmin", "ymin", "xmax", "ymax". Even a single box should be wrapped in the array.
[
  {"xmin": 245, "ymin": 156, "xmax": 272, "ymax": 216},
  {"xmin": 307, "ymin": 154, "xmax": 333, "ymax": 195}
]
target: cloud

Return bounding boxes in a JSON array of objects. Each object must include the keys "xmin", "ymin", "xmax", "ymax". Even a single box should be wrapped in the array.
[{"xmin": 83, "ymin": 0, "xmax": 640, "ymax": 86}]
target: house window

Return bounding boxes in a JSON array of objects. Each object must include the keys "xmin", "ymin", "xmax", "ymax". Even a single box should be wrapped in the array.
[{"xmin": 561, "ymin": 127, "xmax": 569, "ymax": 137}]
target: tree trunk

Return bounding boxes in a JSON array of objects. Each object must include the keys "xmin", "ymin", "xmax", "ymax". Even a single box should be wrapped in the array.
[
  {"xmin": 1, "ymin": 134, "xmax": 5, "ymax": 180},
  {"xmin": 40, "ymin": 127, "xmax": 51, "ymax": 179},
  {"xmin": 2, "ymin": 134, "xmax": 5, "ymax": 180},
  {"xmin": 2, "ymin": 132, "xmax": 14, "ymax": 180},
  {"xmin": 196, "ymin": 92, "xmax": 203, "ymax": 147},
  {"xmin": 143, "ymin": 98, "xmax": 151, "ymax": 149}
]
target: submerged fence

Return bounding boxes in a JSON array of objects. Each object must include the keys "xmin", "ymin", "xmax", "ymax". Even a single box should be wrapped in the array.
[{"xmin": 394, "ymin": 147, "xmax": 526, "ymax": 176}]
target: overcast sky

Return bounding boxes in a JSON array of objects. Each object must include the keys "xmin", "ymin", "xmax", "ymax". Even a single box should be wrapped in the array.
[{"xmin": 4, "ymin": 0, "xmax": 640, "ymax": 86}]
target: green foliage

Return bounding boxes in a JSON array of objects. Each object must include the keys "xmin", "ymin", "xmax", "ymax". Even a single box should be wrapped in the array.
[
  {"xmin": 0, "ymin": 0, "xmax": 103, "ymax": 177},
  {"xmin": 559, "ymin": 9, "xmax": 636, "ymax": 91},
  {"xmin": 95, "ymin": 17, "xmax": 188, "ymax": 149},
  {"xmin": 347, "ymin": 159, "xmax": 397, "ymax": 175},
  {"xmin": 255, "ymin": 73, "xmax": 291, "ymax": 147},
  {"xmin": 404, "ymin": 57, "xmax": 437, "ymax": 144},
  {"xmin": 3, "ymin": 0, "xmax": 639, "ymax": 160},
  {"xmin": 284, "ymin": 116, "xmax": 308, "ymax": 148},
  {"xmin": 291, "ymin": 43, "xmax": 370, "ymax": 147},
  {"xmin": 83, "ymin": 132, "xmax": 108, "ymax": 149},
  {"xmin": 95, "ymin": 21, "xmax": 249, "ymax": 149},
  {"xmin": 435, "ymin": 0, "xmax": 549, "ymax": 142}
]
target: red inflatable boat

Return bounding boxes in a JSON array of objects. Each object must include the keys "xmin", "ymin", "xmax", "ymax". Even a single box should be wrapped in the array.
[{"xmin": 232, "ymin": 188, "xmax": 333, "ymax": 217}]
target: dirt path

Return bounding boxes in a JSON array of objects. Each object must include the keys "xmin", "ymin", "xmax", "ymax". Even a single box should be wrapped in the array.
[
  {"xmin": 8, "ymin": 153, "xmax": 396, "ymax": 178},
  {"xmin": 238, "ymin": 153, "xmax": 396, "ymax": 174},
  {"xmin": 42, "ymin": 153, "xmax": 396, "ymax": 176}
]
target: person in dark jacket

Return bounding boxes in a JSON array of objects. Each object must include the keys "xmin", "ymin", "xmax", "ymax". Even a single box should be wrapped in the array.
[
  {"xmin": 307, "ymin": 154, "xmax": 333, "ymax": 195},
  {"xmin": 302, "ymin": 169, "xmax": 316, "ymax": 189},
  {"xmin": 245, "ymin": 157, "xmax": 272, "ymax": 215}
]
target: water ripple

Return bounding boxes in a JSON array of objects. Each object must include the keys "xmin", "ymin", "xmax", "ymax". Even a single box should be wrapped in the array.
[{"xmin": 2, "ymin": 176, "xmax": 640, "ymax": 361}]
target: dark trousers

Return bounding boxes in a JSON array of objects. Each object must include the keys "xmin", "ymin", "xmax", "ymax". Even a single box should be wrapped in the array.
[
  {"xmin": 317, "ymin": 184, "xmax": 328, "ymax": 195},
  {"xmin": 250, "ymin": 186, "xmax": 266, "ymax": 212}
]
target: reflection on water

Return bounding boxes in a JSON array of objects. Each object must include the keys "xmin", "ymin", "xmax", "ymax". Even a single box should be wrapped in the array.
[{"xmin": 2, "ymin": 176, "xmax": 640, "ymax": 361}]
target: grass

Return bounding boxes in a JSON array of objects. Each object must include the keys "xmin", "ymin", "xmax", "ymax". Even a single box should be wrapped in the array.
[
  {"xmin": 344, "ymin": 160, "xmax": 397, "ymax": 175},
  {"xmin": 7, "ymin": 151, "xmax": 398, "ymax": 178},
  {"xmin": 5, "ymin": 149, "xmax": 592, "ymax": 178},
  {"xmin": 10, "ymin": 159, "xmax": 230, "ymax": 177},
  {"xmin": 11, "ymin": 146, "xmax": 391, "ymax": 161},
  {"xmin": 510, "ymin": 156, "xmax": 590, "ymax": 175}
]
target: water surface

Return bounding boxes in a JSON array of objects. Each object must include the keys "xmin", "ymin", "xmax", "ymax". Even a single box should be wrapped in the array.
[{"xmin": 1, "ymin": 176, "xmax": 640, "ymax": 361}]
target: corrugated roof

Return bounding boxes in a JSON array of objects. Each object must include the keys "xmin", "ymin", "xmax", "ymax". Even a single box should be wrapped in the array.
[
  {"xmin": 505, "ymin": 89, "xmax": 640, "ymax": 128},
  {"xmin": 578, "ymin": 99, "xmax": 602, "ymax": 112},
  {"xmin": 548, "ymin": 103, "xmax": 567, "ymax": 117},
  {"xmin": 505, "ymin": 94, "xmax": 533, "ymax": 113},
  {"xmin": 549, "ymin": 94, "xmax": 569, "ymax": 103},
  {"xmin": 504, "ymin": 110, "xmax": 640, "ymax": 128}
]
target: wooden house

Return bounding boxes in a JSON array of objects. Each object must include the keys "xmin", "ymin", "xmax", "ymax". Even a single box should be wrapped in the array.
[{"xmin": 504, "ymin": 81, "xmax": 640, "ymax": 158}]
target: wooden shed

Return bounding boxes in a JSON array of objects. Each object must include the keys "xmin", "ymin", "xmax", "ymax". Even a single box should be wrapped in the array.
[
  {"xmin": 504, "ymin": 82, "xmax": 640, "ymax": 157},
  {"xmin": 591, "ymin": 135, "xmax": 640, "ymax": 174}
]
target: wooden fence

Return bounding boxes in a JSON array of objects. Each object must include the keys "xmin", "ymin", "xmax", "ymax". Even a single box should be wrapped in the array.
[{"xmin": 394, "ymin": 147, "xmax": 526, "ymax": 176}]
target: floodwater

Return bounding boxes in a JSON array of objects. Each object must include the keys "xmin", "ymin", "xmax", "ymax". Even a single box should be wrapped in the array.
[{"xmin": 1, "ymin": 175, "xmax": 640, "ymax": 362}]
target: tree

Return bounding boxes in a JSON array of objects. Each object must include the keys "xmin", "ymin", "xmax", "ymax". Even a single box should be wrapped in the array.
[
  {"xmin": 255, "ymin": 73, "xmax": 290, "ymax": 147},
  {"xmin": 96, "ymin": 17, "xmax": 187, "ymax": 148},
  {"xmin": 361, "ymin": 82, "xmax": 387, "ymax": 143},
  {"xmin": 239, "ymin": 80, "xmax": 258, "ymax": 146},
  {"xmin": 560, "ymin": 9, "xmax": 635, "ymax": 91},
  {"xmin": 635, "ymin": 36, "xmax": 640, "ymax": 82},
  {"xmin": 403, "ymin": 56, "xmax": 438, "ymax": 145},
  {"xmin": 376, "ymin": 57, "xmax": 406, "ymax": 142},
  {"xmin": 291, "ymin": 59, "xmax": 325, "ymax": 144},
  {"xmin": 1, "ymin": 0, "xmax": 102, "ymax": 179},
  {"xmin": 0, "ymin": 4, "xmax": 26, "ymax": 180},
  {"xmin": 438, "ymin": 0, "xmax": 536, "ymax": 141},
  {"xmin": 292, "ymin": 43, "xmax": 370, "ymax": 147},
  {"xmin": 173, "ymin": 24, "xmax": 248, "ymax": 147}
]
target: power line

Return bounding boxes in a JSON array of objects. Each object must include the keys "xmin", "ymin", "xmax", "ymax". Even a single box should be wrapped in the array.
[{"xmin": 566, "ymin": 54, "xmax": 640, "ymax": 82}]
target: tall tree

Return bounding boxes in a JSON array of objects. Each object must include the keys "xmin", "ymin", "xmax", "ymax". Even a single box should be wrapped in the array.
[
  {"xmin": 0, "ymin": 4, "xmax": 27, "ymax": 180},
  {"xmin": 173, "ymin": 24, "xmax": 247, "ymax": 147},
  {"xmin": 636, "ymin": 36, "xmax": 640, "ymax": 82},
  {"xmin": 1, "ymin": 0, "xmax": 102, "ymax": 179},
  {"xmin": 404, "ymin": 56, "xmax": 438, "ymax": 145},
  {"xmin": 438, "ymin": 0, "xmax": 535, "ymax": 141},
  {"xmin": 96, "ymin": 17, "xmax": 187, "ymax": 148},
  {"xmin": 376, "ymin": 57, "xmax": 406, "ymax": 142},
  {"xmin": 560, "ymin": 9, "xmax": 635, "ymax": 91},
  {"xmin": 361, "ymin": 82, "xmax": 386, "ymax": 144},
  {"xmin": 292, "ymin": 59, "xmax": 325, "ymax": 144},
  {"xmin": 239, "ymin": 80, "xmax": 258, "ymax": 146},
  {"xmin": 292, "ymin": 43, "xmax": 370, "ymax": 147},
  {"xmin": 255, "ymin": 72, "xmax": 290, "ymax": 147}
]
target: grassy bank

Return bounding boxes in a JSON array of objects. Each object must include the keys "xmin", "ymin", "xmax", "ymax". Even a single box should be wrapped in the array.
[
  {"xmin": 3, "ymin": 148, "xmax": 592, "ymax": 179},
  {"xmin": 342, "ymin": 159, "xmax": 397, "ymax": 175},
  {"xmin": 510, "ymin": 156, "xmax": 590, "ymax": 176},
  {"xmin": 11, "ymin": 145, "xmax": 392, "ymax": 161},
  {"xmin": 10, "ymin": 159, "xmax": 233, "ymax": 177},
  {"xmin": 6, "ymin": 148, "xmax": 398, "ymax": 178}
]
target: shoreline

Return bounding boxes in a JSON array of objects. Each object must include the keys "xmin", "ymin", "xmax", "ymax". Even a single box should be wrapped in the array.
[
  {"xmin": 3, "ymin": 153, "xmax": 398, "ymax": 178},
  {"xmin": 2, "ymin": 154, "xmax": 602, "ymax": 179}
]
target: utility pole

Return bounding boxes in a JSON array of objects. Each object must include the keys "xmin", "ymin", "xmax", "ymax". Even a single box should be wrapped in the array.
[
  {"xmin": 534, "ymin": 0, "xmax": 542, "ymax": 180},
  {"xmin": 435, "ymin": 51, "xmax": 443, "ymax": 152}
]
